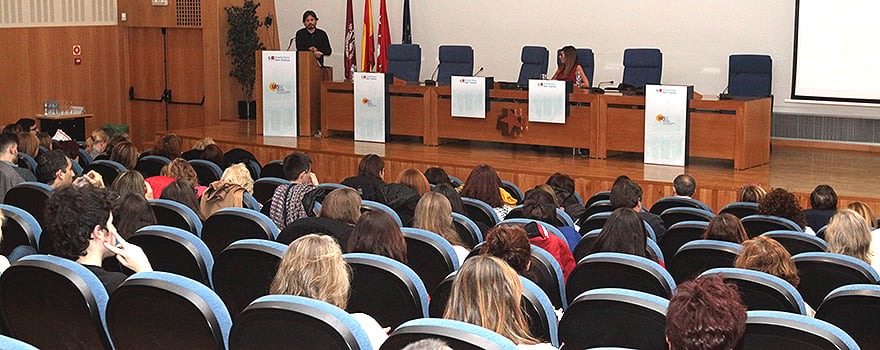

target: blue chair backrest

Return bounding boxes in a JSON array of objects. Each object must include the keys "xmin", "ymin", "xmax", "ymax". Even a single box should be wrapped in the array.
[
  {"xmin": 520, "ymin": 277, "xmax": 559, "ymax": 347},
  {"xmin": 530, "ymin": 245, "xmax": 568, "ymax": 310},
  {"xmin": 568, "ymin": 252, "xmax": 676, "ymax": 303},
  {"xmin": 16, "ymin": 152, "xmax": 37, "ymax": 173},
  {"xmin": 741, "ymin": 310, "xmax": 860, "ymax": 350},
  {"xmin": 448, "ymin": 175, "xmax": 464, "ymax": 187},
  {"xmin": 646, "ymin": 238, "xmax": 664, "ymax": 264},
  {"xmin": 792, "ymin": 252, "xmax": 880, "ymax": 308},
  {"xmin": 362, "ymin": 199, "xmax": 403, "ymax": 226},
  {"xmin": 556, "ymin": 48, "xmax": 595, "ymax": 87},
  {"xmin": 669, "ymin": 239, "xmax": 743, "ymax": 283},
  {"xmin": 461, "ymin": 197, "xmax": 500, "ymax": 226},
  {"xmin": 742, "ymin": 214, "xmax": 803, "ymax": 238},
  {"xmin": 135, "ymin": 155, "xmax": 171, "ymax": 178},
  {"xmin": 86, "ymin": 159, "xmax": 126, "ymax": 184},
  {"xmin": 816, "ymin": 284, "xmax": 880, "ymax": 349},
  {"xmin": 77, "ymin": 148, "xmax": 93, "ymax": 164},
  {"xmin": 622, "ymin": 48, "xmax": 663, "ymax": 87},
  {"xmin": 231, "ymin": 295, "xmax": 374, "ymax": 350},
  {"xmin": 556, "ymin": 208, "xmax": 574, "ymax": 227},
  {"xmin": 384, "ymin": 318, "xmax": 518, "ymax": 350},
  {"xmin": 260, "ymin": 160, "xmax": 285, "ymax": 179},
  {"xmin": 344, "ymin": 253, "xmax": 430, "ymax": 328},
  {"xmin": 650, "ymin": 196, "xmax": 712, "ymax": 214},
  {"xmin": 0, "ymin": 204, "xmax": 42, "ymax": 255},
  {"xmin": 387, "ymin": 44, "xmax": 422, "ymax": 82},
  {"xmin": 452, "ymin": 212, "xmax": 483, "ymax": 246},
  {"xmin": 559, "ymin": 288, "xmax": 669, "ymax": 350},
  {"xmin": 402, "ymin": 227, "xmax": 460, "ymax": 293},
  {"xmin": 202, "ymin": 207, "xmax": 280, "ymax": 257},
  {"xmin": 69, "ymin": 156, "xmax": 83, "ymax": 176},
  {"xmin": 660, "ymin": 207, "xmax": 715, "ymax": 228},
  {"xmin": 702, "ymin": 267, "xmax": 806, "ymax": 315},
  {"xmin": 761, "ymin": 230, "xmax": 828, "ymax": 255},
  {"xmin": 212, "ymin": 239, "xmax": 287, "ymax": 318},
  {"xmin": 402, "ymin": 227, "xmax": 460, "ymax": 270},
  {"xmin": 517, "ymin": 46, "xmax": 549, "ymax": 86},
  {"xmin": 438, "ymin": 45, "xmax": 474, "ymax": 84},
  {"xmin": 0, "ymin": 335, "xmax": 38, "ymax": 350},
  {"xmin": 728, "ymin": 54, "xmax": 772, "ymax": 97},
  {"xmin": 499, "ymin": 180, "xmax": 524, "ymax": 204},
  {"xmin": 189, "ymin": 159, "xmax": 223, "ymax": 186},
  {"xmin": 149, "ymin": 198, "xmax": 204, "ymax": 236},
  {"xmin": 132, "ymin": 225, "xmax": 215, "ymax": 287},
  {"xmin": 108, "ymin": 271, "xmax": 232, "ymax": 349},
  {"xmin": 719, "ymin": 201, "xmax": 759, "ymax": 218}
]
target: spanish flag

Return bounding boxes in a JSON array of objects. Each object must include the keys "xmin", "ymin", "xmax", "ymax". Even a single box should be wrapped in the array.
[{"xmin": 360, "ymin": 0, "xmax": 375, "ymax": 72}]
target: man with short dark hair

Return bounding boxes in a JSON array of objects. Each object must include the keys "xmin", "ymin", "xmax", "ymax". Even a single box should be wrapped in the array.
[
  {"xmin": 44, "ymin": 185, "xmax": 152, "ymax": 293},
  {"xmin": 804, "ymin": 184, "xmax": 838, "ymax": 230},
  {"xmin": 673, "ymin": 173, "xmax": 696, "ymax": 198},
  {"xmin": 0, "ymin": 133, "xmax": 26, "ymax": 201},
  {"xmin": 36, "ymin": 150, "xmax": 75, "ymax": 188},
  {"xmin": 295, "ymin": 10, "xmax": 332, "ymax": 65},
  {"xmin": 666, "ymin": 275, "xmax": 747, "ymax": 350},
  {"xmin": 610, "ymin": 178, "xmax": 667, "ymax": 241},
  {"xmin": 269, "ymin": 152, "xmax": 320, "ymax": 229}
]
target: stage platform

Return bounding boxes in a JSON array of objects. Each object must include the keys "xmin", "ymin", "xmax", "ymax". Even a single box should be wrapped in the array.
[{"xmin": 162, "ymin": 121, "xmax": 880, "ymax": 213}]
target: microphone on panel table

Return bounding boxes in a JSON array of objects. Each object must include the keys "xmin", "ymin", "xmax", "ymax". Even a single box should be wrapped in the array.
[
  {"xmin": 424, "ymin": 63, "xmax": 441, "ymax": 86},
  {"xmin": 472, "ymin": 66, "xmax": 484, "ymax": 77},
  {"xmin": 286, "ymin": 37, "xmax": 296, "ymax": 51},
  {"xmin": 719, "ymin": 72, "xmax": 737, "ymax": 100}
]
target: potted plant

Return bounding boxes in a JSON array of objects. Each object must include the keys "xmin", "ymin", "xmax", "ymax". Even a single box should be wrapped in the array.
[{"xmin": 225, "ymin": 0, "xmax": 266, "ymax": 119}]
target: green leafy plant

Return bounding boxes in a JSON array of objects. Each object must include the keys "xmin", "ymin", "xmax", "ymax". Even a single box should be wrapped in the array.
[{"xmin": 225, "ymin": 0, "xmax": 266, "ymax": 102}]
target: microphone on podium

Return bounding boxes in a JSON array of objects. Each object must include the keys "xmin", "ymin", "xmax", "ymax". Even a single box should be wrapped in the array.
[
  {"xmin": 424, "ymin": 64, "xmax": 441, "ymax": 86},
  {"xmin": 473, "ymin": 66, "xmax": 484, "ymax": 76}
]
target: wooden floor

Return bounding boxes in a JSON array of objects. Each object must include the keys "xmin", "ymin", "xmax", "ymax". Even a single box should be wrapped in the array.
[{"xmin": 161, "ymin": 121, "xmax": 880, "ymax": 213}]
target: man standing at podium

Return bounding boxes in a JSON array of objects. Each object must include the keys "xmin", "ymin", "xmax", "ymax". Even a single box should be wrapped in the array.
[{"xmin": 295, "ymin": 10, "xmax": 332, "ymax": 66}]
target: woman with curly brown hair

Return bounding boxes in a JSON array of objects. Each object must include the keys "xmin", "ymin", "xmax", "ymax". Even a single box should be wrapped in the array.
[
  {"xmin": 735, "ymin": 236, "xmax": 801, "ymax": 287},
  {"xmin": 481, "ymin": 225, "xmax": 532, "ymax": 275},
  {"xmin": 756, "ymin": 188, "xmax": 811, "ymax": 233}
]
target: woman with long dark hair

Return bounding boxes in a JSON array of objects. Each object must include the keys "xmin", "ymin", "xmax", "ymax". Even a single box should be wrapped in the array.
[{"xmin": 551, "ymin": 45, "xmax": 589, "ymax": 88}]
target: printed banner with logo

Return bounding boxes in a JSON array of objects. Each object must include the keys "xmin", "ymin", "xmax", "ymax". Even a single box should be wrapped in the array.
[
  {"xmin": 451, "ymin": 76, "xmax": 490, "ymax": 118},
  {"xmin": 644, "ymin": 84, "xmax": 693, "ymax": 166},
  {"xmin": 528, "ymin": 79, "xmax": 569, "ymax": 124},
  {"xmin": 353, "ymin": 72, "xmax": 389, "ymax": 142},
  {"xmin": 262, "ymin": 51, "xmax": 298, "ymax": 137}
]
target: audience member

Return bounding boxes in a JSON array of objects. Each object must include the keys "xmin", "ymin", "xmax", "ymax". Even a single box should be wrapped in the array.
[
  {"xmin": 341, "ymin": 154, "xmax": 386, "ymax": 202},
  {"xmin": 803, "ymin": 184, "xmax": 838, "ymax": 231},
  {"xmin": 424, "ymin": 167, "xmax": 454, "ymax": 187},
  {"xmin": 53, "ymin": 140, "xmax": 83, "ymax": 167},
  {"xmin": 180, "ymin": 137, "xmax": 214, "ymax": 160},
  {"xmin": 36, "ymin": 150, "xmax": 76, "ymax": 188},
  {"xmin": 825, "ymin": 209, "xmax": 876, "ymax": 270},
  {"xmin": 665, "ymin": 275, "xmax": 747, "ymax": 350},
  {"xmin": 413, "ymin": 192, "xmax": 469, "ymax": 261},
  {"xmin": 756, "ymin": 188, "xmax": 810, "ymax": 233},
  {"xmin": 160, "ymin": 179, "xmax": 205, "ymax": 221},
  {"xmin": 460, "ymin": 164, "xmax": 514, "ymax": 220},
  {"xmin": 110, "ymin": 170, "xmax": 153, "ymax": 200},
  {"xmin": 37, "ymin": 132, "xmax": 51, "ymax": 150},
  {"xmin": 15, "ymin": 118, "xmax": 37, "ymax": 134},
  {"xmin": 588, "ymin": 207, "xmax": 660, "ymax": 265},
  {"xmin": 443, "ymin": 256, "xmax": 555, "ymax": 349},
  {"xmin": 85, "ymin": 129, "xmax": 109, "ymax": 159},
  {"xmin": 518, "ymin": 189, "xmax": 577, "ymax": 276},
  {"xmin": 702, "ymin": 213, "xmax": 748, "ymax": 244},
  {"xmin": 546, "ymin": 173, "xmax": 586, "ymax": 220},
  {"xmin": 397, "ymin": 168, "xmax": 431, "ymax": 196},
  {"xmin": 673, "ymin": 174, "xmax": 696, "ymax": 198},
  {"xmin": 152, "ymin": 134, "xmax": 182, "ymax": 160},
  {"xmin": 16, "ymin": 132, "xmax": 38, "ymax": 158},
  {"xmin": 276, "ymin": 187, "xmax": 361, "ymax": 246},
  {"xmin": 268, "ymin": 152, "xmax": 319, "ymax": 229},
  {"xmin": 347, "ymin": 210, "xmax": 407, "ymax": 264},
  {"xmin": 432, "ymin": 183, "xmax": 465, "ymax": 215},
  {"xmin": 44, "ymin": 185, "xmax": 152, "ymax": 293},
  {"xmin": 270, "ymin": 234, "xmax": 387, "ymax": 349},
  {"xmin": 200, "ymin": 144, "xmax": 226, "ymax": 169},
  {"xmin": 847, "ymin": 201, "xmax": 880, "ymax": 231},
  {"xmin": 481, "ymin": 225, "xmax": 532, "ymax": 275},
  {"xmin": 733, "ymin": 236, "xmax": 813, "ymax": 315},
  {"xmin": 551, "ymin": 46, "xmax": 590, "ymax": 88},
  {"xmin": 199, "ymin": 163, "xmax": 254, "ymax": 216},
  {"xmin": 112, "ymin": 192, "xmax": 157, "ymax": 239},
  {"xmin": 219, "ymin": 163, "xmax": 254, "ymax": 193},
  {"xmin": 532, "ymin": 184, "xmax": 560, "ymax": 207},
  {"xmin": 1, "ymin": 123, "xmax": 22, "ymax": 135},
  {"xmin": 0, "ymin": 133, "xmax": 26, "ymax": 201},
  {"xmin": 160, "ymin": 158, "xmax": 205, "ymax": 196},
  {"xmin": 739, "ymin": 184, "xmax": 767, "ymax": 203},
  {"xmin": 609, "ymin": 178, "xmax": 667, "ymax": 240},
  {"xmin": 109, "ymin": 141, "xmax": 138, "ymax": 170}
]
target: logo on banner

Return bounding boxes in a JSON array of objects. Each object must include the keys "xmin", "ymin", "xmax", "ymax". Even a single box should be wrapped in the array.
[
  {"xmin": 655, "ymin": 114, "xmax": 674, "ymax": 125},
  {"xmin": 497, "ymin": 108, "xmax": 527, "ymax": 137},
  {"xmin": 361, "ymin": 97, "xmax": 376, "ymax": 107},
  {"xmin": 268, "ymin": 82, "xmax": 290, "ymax": 94},
  {"xmin": 268, "ymin": 55, "xmax": 291, "ymax": 62}
]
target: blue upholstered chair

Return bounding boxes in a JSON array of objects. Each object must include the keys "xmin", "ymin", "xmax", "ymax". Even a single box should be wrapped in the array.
[
  {"xmin": 259, "ymin": 160, "xmax": 285, "ymax": 179},
  {"xmin": 344, "ymin": 253, "xmax": 430, "ymax": 328},
  {"xmin": 202, "ymin": 207, "xmax": 279, "ymax": 257},
  {"xmin": 381, "ymin": 318, "xmax": 518, "ymax": 350},
  {"xmin": 567, "ymin": 252, "xmax": 676, "ymax": 303},
  {"xmin": 578, "ymin": 211, "xmax": 612, "ymax": 235},
  {"xmin": 741, "ymin": 214, "xmax": 803, "ymax": 238},
  {"xmin": 658, "ymin": 221, "xmax": 709, "ymax": 263},
  {"xmin": 252, "ymin": 177, "xmax": 290, "ymax": 215},
  {"xmin": 77, "ymin": 147, "xmax": 93, "ymax": 165},
  {"xmin": 668, "ymin": 239, "xmax": 743, "ymax": 283},
  {"xmin": 361, "ymin": 200, "xmax": 403, "ymax": 226},
  {"xmin": 224, "ymin": 148, "xmax": 262, "ymax": 179},
  {"xmin": 582, "ymin": 199, "xmax": 613, "ymax": 222},
  {"xmin": 761, "ymin": 230, "xmax": 828, "ymax": 256},
  {"xmin": 4, "ymin": 181, "xmax": 53, "ymax": 229},
  {"xmin": 660, "ymin": 207, "xmax": 715, "ymax": 228},
  {"xmin": 0, "ymin": 335, "xmax": 38, "ymax": 350},
  {"xmin": 149, "ymin": 198, "xmax": 203, "ymax": 236},
  {"xmin": 189, "ymin": 159, "xmax": 223, "ymax": 186},
  {"xmin": 557, "ymin": 48, "xmax": 595, "ymax": 87},
  {"xmin": 739, "ymin": 310, "xmax": 859, "ymax": 350},
  {"xmin": 0, "ymin": 255, "xmax": 113, "ymax": 349},
  {"xmin": 452, "ymin": 212, "xmax": 483, "ymax": 248},
  {"xmin": 649, "ymin": 196, "xmax": 712, "ymax": 215},
  {"xmin": 212, "ymin": 239, "xmax": 287, "ymax": 318},
  {"xmin": 517, "ymin": 46, "xmax": 549, "ymax": 86},
  {"xmin": 242, "ymin": 192, "xmax": 260, "ymax": 211},
  {"xmin": 134, "ymin": 155, "xmax": 171, "ymax": 178},
  {"xmin": 529, "ymin": 246, "xmax": 568, "ymax": 310},
  {"xmin": 402, "ymin": 227, "xmax": 460, "ymax": 293},
  {"xmin": 792, "ymin": 252, "xmax": 880, "ymax": 308},
  {"xmin": 816, "ymin": 284, "xmax": 880, "ymax": 349},
  {"xmin": 585, "ymin": 190, "xmax": 611, "ymax": 208},
  {"xmin": 0, "ymin": 204, "xmax": 42, "ymax": 256},
  {"xmin": 559, "ymin": 288, "xmax": 669, "ymax": 350},
  {"xmin": 106, "ymin": 271, "xmax": 232, "ymax": 350},
  {"xmin": 230, "ymin": 295, "xmax": 375, "ymax": 350},
  {"xmin": 84, "ymin": 159, "xmax": 126, "ymax": 185},
  {"xmin": 16, "ymin": 152, "xmax": 37, "ymax": 174},
  {"xmin": 701, "ymin": 268, "xmax": 807, "ymax": 314},
  {"xmin": 461, "ymin": 197, "xmax": 500, "ymax": 227},
  {"xmin": 437, "ymin": 45, "xmax": 474, "ymax": 84},
  {"xmin": 387, "ymin": 44, "xmax": 422, "ymax": 82},
  {"xmin": 728, "ymin": 54, "xmax": 772, "ymax": 98},
  {"xmin": 719, "ymin": 201, "xmax": 759, "ymax": 218},
  {"xmin": 128, "ymin": 225, "xmax": 215, "ymax": 287},
  {"xmin": 622, "ymin": 48, "xmax": 663, "ymax": 88}
]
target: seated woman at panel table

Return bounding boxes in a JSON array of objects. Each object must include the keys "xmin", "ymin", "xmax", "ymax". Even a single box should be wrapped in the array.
[{"xmin": 550, "ymin": 46, "xmax": 590, "ymax": 88}]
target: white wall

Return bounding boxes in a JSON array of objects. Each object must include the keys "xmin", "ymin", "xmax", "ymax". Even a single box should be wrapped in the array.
[{"xmin": 275, "ymin": 0, "xmax": 880, "ymax": 118}]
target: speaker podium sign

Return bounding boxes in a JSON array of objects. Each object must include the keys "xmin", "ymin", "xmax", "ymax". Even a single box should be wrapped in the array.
[
  {"xmin": 644, "ymin": 85, "xmax": 693, "ymax": 166},
  {"xmin": 261, "ymin": 51, "xmax": 298, "ymax": 137},
  {"xmin": 353, "ymin": 73, "xmax": 391, "ymax": 143}
]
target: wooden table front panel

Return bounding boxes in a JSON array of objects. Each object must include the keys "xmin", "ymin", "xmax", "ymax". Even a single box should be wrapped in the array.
[{"xmin": 320, "ymin": 82, "xmax": 427, "ymax": 138}]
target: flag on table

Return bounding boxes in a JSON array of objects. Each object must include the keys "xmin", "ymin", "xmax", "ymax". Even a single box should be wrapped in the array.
[
  {"xmin": 402, "ymin": 0, "xmax": 412, "ymax": 44},
  {"xmin": 360, "ymin": 0, "xmax": 375, "ymax": 72},
  {"xmin": 376, "ymin": 0, "xmax": 391, "ymax": 73},
  {"xmin": 344, "ymin": 0, "xmax": 357, "ymax": 80}
]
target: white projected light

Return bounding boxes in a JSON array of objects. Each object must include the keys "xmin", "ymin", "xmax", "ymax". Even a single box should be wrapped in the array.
[{"xmin": 793, "ymin": 0, "xmax": 880, "ymax": 103}]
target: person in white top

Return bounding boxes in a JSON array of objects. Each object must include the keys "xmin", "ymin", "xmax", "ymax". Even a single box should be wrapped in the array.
[
  {"xmin": 270, "ymin": 234, "xmax": 388, "ymax": 349},
  {"xmin": 443, "ymin": 255, "xmax": 556, "ymax": 349},
  {"xmin": 413, "ymin": 192, "xmax": 470, "ymax": 264},
  {"xmin": 825, "ymin": 209, "xmax": 878, "ymax": 271}
]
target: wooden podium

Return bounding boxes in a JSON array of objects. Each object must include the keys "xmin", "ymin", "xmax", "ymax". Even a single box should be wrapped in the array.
[{"xmin": 256, "ymin": 51, "xmax": 327, "ymax": 136}]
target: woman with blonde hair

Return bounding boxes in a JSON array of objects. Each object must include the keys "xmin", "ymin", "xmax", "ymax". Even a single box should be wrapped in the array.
[
  {"xmin": 85, "ymin": 129, "xmax": 109, "ymax": 158},
  {"xmin": 825, "ymin": 209, "xmax": 875, "ymax": 270},
  {"xmin": 739, "ymin": 184, "xmax": 767, "ymax": 203},
  {"xmin": 847, "ymin": 202, "xmax": 879, "ymax": 230},
  {"xmin": 200, "ymin": 163, "xmax": 254, "ymax": 217},
  {"xmin": 220, "ymin": 163, "xmax": 254, "ymax": 193},
  {"xmin": 444, "ymin": 255, "xmax": 554, "ymax": 349},
  {"xmin": 270, "ymin": 234, "xmax": 387, "ymax": 349},
  {"xmin": 413, "ymin": 192, "xmax": 469, "ymax": 262}
]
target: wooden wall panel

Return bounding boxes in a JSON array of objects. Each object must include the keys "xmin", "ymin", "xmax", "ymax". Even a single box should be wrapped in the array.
[{"xmin": 128, "ymin": 27, "xmax": 167, "ymax": 147}]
